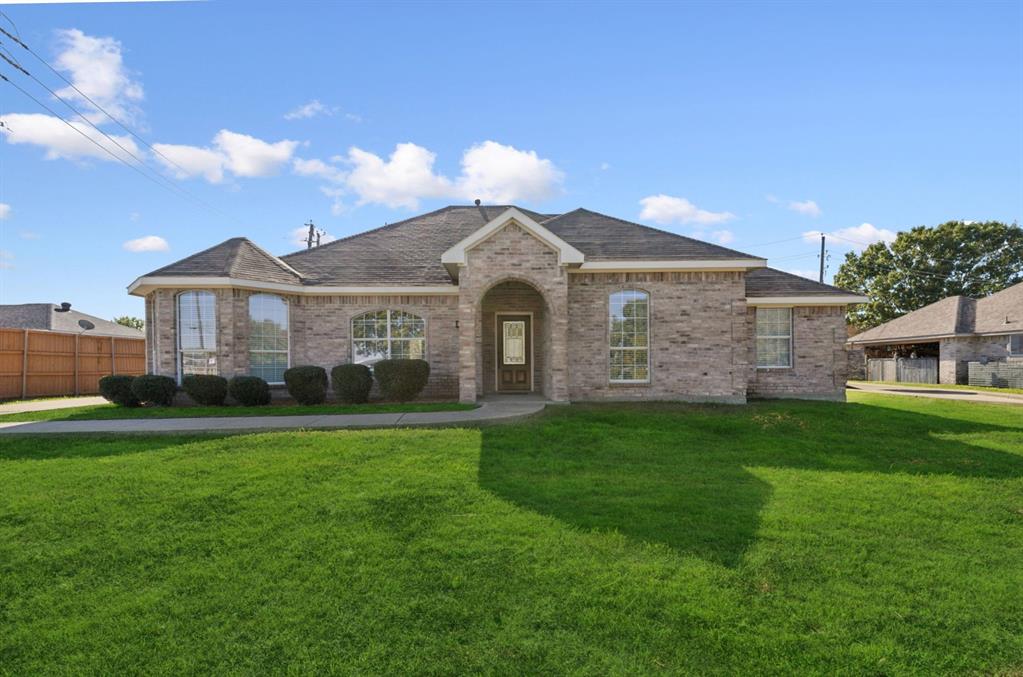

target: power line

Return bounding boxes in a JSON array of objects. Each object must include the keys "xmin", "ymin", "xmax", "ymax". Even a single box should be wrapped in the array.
[{"xmin": 0, "ymin": 24, "xmax": 194, "ymax": 178}]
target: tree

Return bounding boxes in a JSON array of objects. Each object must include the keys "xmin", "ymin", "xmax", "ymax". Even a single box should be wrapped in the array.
[
  {"xmin": 114, "ymin": 316, "xmax": 144, "ymax": 331},
  {"xmin": 835, "ymin": 220, "xmax": 1023, "ymax": 330}
]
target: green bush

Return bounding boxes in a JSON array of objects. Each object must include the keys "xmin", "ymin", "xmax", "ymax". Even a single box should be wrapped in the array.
[
  {"xmin": 228, "ymin": 376, "xmax": 271, "ymax": 406},
  {"xmin": 284, "ymin": 365, "xmax": 328, "ymax": 405},
  {"xmin": 182, "ymin": 374, "xmax": 228, "ymax": 406},
  {"xmin": 131, "ymin": 374, "xmax": 177, "ymax": 407},
  {"xmin": 331, "ymin": 363, "xmax": 373, "ymax": 404},
  {"xmin": 98, "ymin": 374, "xmax": 140, "ymax": 407},
  {"xmin": 373, "ymin": 359, "xmax": 430, "ymax": 402}
]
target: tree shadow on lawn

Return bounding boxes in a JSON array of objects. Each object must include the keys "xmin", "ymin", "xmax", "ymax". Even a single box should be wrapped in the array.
[{"xmin": 477, "ymin": 400, "xmax": 1023, "ymax": 567}]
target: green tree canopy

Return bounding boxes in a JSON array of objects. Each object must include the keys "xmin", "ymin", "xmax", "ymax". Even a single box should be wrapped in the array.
[
  {"xmin": 834, "ymin": 220, "xmax": 1023, "ymax": 330},
  {"xmin": 113, "ymin": 316, "xmax": 144, "ymax": 331}
]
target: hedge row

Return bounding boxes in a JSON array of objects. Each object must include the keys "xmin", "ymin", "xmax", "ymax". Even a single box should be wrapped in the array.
[{"xmin": 97, "ymin": 360, "xmax": 430, "ymax": 408}]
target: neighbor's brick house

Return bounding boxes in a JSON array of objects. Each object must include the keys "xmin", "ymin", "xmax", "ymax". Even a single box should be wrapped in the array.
[{"xmin": 129, "ymin": 206, "xmax": 865, "ymax": 403}]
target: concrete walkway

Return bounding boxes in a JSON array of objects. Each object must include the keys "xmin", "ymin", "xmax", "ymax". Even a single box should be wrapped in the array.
[
  {"xmin": 0, "ymin": 395, "xmax": 107, "ymax": 415},
  {"xmin": 848, "ymin": 381, "xmax": 1023, "ymax": 406},
  {"xmin": 0, "ymin": 397, "xmax": 548, "ymax": 435}
]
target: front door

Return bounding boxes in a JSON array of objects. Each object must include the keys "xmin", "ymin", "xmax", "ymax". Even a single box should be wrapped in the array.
[{"xmin": 497, "ymin": 315, "xmax": 531, "ymax": 392}]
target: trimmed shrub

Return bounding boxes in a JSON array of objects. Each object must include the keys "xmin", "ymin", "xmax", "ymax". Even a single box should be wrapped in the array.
[
  {"xmin": 284, "ymin": 365, "xmax": 328, "ymax": 405},
  {"xmin": 182, "ymin": 374, "xmax": 228, "ymax": 406},
  {"xmin": 228, "ymin": 376, "xmax": 271, "ymax": 406},
  {"xmin": 98, "ymin": 374, "xmax": 140, "ymax": 407},
  {"xmin": 373, "ymin": 359, "xmax": 430, "ymax": 402},
  {"xmin": 331, "ymin": 363, "xmax": 373, "ymax": 404},
  {"xmin": 131, "ymin": 374, "xmax": 177, "ymax": 407}
]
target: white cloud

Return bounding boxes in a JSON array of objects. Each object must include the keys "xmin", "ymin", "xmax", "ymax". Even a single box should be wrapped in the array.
[
  {"xmin": 638, "ymin": 194, "xmax": 735, "ymax": 226},
  {"xmin": 0, "ymin": 203, "xmax": 9, "ymax": 220},
  {"xmin": 284, "ymin": 100, "xmax": 334, "ymax": 120},
  {"xmin": 290, "ymin": 225, "xmax": 337, "ymax": 248},
  {"xmin": 293, "ymin": 157, "xmax": 345, "ymax": 183},
  {"xmin": 600, "ymin": 162, "xmax": 611, "ymax": 171},
  {"xmin": 344, "ymin": 112, "xmax": 363, "ymax": 123},
  {"xmin": 19, "ymin": 231, "xmax": 40, "ymax": 240},
  {"xmin": 455, "ymin": 141, "xmax": 564, "ymax": 203},
  {"xmin": 802, "ymin": 223, "xmax": 897, "ymax": 251},
  {"xmin": 129, "ymin": 211, "xmax": 141, "ymax": 222},
  {"xmin": 765, "ymin": 194, "xmax": 780, "ymax": 204},
  {"xmin": 123, "ymin": 235, "xmax": 169, "ymax": 252},
  {"xmin": 787, "ymin": 199, "xmax": 821, "ymax": 217},
  {"xmin": 319, "ymin": 186, "xmax": 346, "ymax": 216},
  {"xmin": 344, "ymin": 143, "xmax": 453, "ymax": 209},
  {"xmin": 153, "ymin": 130, "xmax": 298, "ymax": 183},
  {"xmin": 53, "ymin": 28, "xmax": 144, "ymax": 125},
  {"xmin": 785, "ymin": 268, "xmax": 819, "ymax": 280},
  {"xmin": 2, "ymin": 112, "xmax": 141, "ymax": 163},
  {"xmin": 0, "ymin": 250, "xmax": 14, "ymax": 270},
  {"xmin": 710, "ymin": 229, "xmax": 734, "ymax": 245}
]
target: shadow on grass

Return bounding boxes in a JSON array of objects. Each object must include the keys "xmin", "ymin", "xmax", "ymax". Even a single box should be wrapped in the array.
[
  {"xmin": 478, "ymin": 400, "xmax": 1023, "ymax": 567},
  {"xmin": 0, "ymin": 434, "xmax": 223, "ymax": 461}
]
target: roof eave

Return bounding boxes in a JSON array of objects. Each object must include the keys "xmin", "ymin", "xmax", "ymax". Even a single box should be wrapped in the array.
[{"xmin": 746, "ymin": 294, "xmax": 867, "ymax": 306}]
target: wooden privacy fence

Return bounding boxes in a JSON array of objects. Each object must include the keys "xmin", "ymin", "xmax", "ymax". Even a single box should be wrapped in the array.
[
  {"xmin": 968, "ymin": 361, "xmax": 1023, "ymax": 389},
  {"xmin": 0, "ymin": 328, "xmax": 146, "ymax": 400},
  {"xmin": 866, "ymin": 357, "xmax": 938, "ymax": 384}
]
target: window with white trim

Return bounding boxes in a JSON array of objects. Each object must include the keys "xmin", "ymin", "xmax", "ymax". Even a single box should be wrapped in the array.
[
  {"xmin": 177, "ymin": 291, "xmax": 217, "ymax": 378},
  {"xmin": 352, "ymin": 310, "xmax": 425, "ymax": 365},
  {"xmin": 756, "ymin": 307, "xmax": 792, "ymax": 368},
  {"xmin": 609, "ymin": 290, "xmax": 650, "ymax": 382},
  {"xmin": 248, "ymin": 293, "xmax": 289, "ymax": 383},
  {"xmin": 1009, "ymin": 334, "xmax": 1023, "ymax": 356}
]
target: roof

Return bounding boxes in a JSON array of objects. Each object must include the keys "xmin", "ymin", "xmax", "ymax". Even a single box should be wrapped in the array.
[
  {"xmin": 129, "ymin": 205, "xmax": 861, "ymax": 303},
  {"xmin": 0, "ymin": 304, "xmax": 145, "ymax": 338},
  {"xmin": 142, "ymin": 237, "xmax": 302, "ymax": 285},
  {"xmin": 848, "ymin": 281, "xmax": 1023, "ymax": 344},
  {"xmin": 745, "ymin": 267, "xmax": 862, "ymax": 298}
]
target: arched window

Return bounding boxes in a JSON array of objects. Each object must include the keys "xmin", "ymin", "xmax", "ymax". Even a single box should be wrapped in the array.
[
  {"xmin": 249, "ymin": 294, "xmax": 289, "ymax": 383},
  {"xmin": 609, "ymin": 290, "xmax": 649, "ymax": 383},
  {"xmin": 352, "ymin": 310, "xmax": 425, "ymax": 365},
  {"xmin": 177, "ymin": 290, "xmax": 217, "ymax": 379}
]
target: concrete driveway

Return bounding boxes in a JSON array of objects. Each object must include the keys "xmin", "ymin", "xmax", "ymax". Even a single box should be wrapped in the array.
[{"xmin": 848, "ymin": 381, "xmax": 1023, "ymax": 406}]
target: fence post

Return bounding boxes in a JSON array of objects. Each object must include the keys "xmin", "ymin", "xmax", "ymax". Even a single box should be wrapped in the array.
[
  {"xmin": 74, "ymin": 333, "xmax": 80, "ymax": 397},
  {"xmin": 21, "ymin": 329, "xmax": 29, "ymax": 399}
]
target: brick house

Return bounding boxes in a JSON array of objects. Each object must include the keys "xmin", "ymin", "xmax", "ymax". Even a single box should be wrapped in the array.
[
  {"xmin": 128, "ymin": 205, "xmax": 865, "ymax": 403},
  {"xmin": 846, "ymin": 281, "xmax": 1023, "ymax": 384}
]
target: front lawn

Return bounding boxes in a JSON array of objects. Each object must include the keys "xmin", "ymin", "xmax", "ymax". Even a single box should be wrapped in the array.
[
  {"xmin": 0, "ymin": 400, "xmax": 475, "ymax": 422},
  {"xmin": 2, "ymin": 392, "xmax": 1021, "ymax": 673}
]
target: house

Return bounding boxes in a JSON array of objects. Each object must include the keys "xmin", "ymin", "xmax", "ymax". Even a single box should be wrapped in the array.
[
  {"xmin": 847, "ymin": 281, "xmax": 1023, "ymax": 384},
  {"xmin": 128, "ymin": 205, "xmax": 865, "ymax": 403},
  {"xmin": 0, "ymin": 303, "xmax": 144, "ymax": 338}
]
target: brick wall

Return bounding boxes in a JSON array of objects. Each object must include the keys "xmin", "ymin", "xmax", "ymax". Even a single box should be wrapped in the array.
[
  {"xmin": 144, "ymin": 287, "xmax": 459, "ymax": 398},
  {"xmin": 940, "ymin": 334, "xmax": 1021, "ymax": 384},
  {"xmin": 567, "ymin": 271, "xmax": 748, "ymax": 403},
  {"xmin": 458, "ymin": 222, "xmax": 569, "ymax": 402},
  {"xmin": 747, "ymin": 305, "xmax": 848, "ymax": 400}
]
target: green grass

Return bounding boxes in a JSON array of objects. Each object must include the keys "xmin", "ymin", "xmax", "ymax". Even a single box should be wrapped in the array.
[
  {"xmin": 2, "ymin": 392, "xmax": 1021, "ymax": 674},
  {"xmin": 0, "ymin": 400, "xmax": 475, "ymax": 422},
  {"xmin": 850, "ymin": 379, "xmax": 1023, "ymax": 395}
]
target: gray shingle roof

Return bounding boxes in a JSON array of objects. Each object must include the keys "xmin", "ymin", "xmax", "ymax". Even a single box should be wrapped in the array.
[
  {"xmin": 542, "ymin": 208, "xmax": 758, "ymax": 260},
  {"xmin": 848, "ymin": 281, "xmax": 1023, "ymax": 344},
  {"xmin": 745, "ymin": 267, "xmax": 862, "ymax": 298},
  {"xmin": 0, "ymin": 304, "xmax": 145, "ymax": 338},
  {"xmin": 143, "ymin": 237, "xmax": 302, "ymax": 285}
]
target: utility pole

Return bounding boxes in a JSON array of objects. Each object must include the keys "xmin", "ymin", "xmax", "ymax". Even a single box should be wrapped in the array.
[
  {"xmin": 818, "ymin": 233, "xmax": 826, "ymax": 283},
  {"xmin": 304, "ymin": 220, "xmax": 316, "ymax": 249}
]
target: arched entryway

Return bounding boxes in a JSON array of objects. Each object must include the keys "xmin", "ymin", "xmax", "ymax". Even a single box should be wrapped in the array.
[{"xmin": 479, "ymin": 280, "xmax": 549, "ymax": 396}]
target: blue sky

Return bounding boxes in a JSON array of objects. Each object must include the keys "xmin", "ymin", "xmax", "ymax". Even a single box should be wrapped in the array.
[{"xmin": 1, "ymin": 0, "xmax": 1020, "ymax": 320}]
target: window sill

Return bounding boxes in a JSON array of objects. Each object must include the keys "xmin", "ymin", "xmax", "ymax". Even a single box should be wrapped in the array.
[
  {"xmin": 757, "ymin": 366, "xmax": 793, "ymax": 370},
  {"xmin": 609, "ymin": 380, "xmax": 651, "ymax": 387}
]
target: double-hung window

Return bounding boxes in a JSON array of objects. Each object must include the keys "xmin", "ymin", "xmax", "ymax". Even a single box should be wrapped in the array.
[
  {"xmin": 177, "ymin": 291, "xmax": 217, "ymax": 378},
  {"xmin": 609, "ymin": 290, "xmax": 650, "ymax": 382},
  {"xmin": 756, "ymin": 307, "xmax": 792, "ymax": 368},
  {"xmin": 249, "ymin": 294, "xmax": 289, "ymax": 383},
  {"xmin": 1009, "ymin": 334, "xmax": 1023, "ymax": 357}
]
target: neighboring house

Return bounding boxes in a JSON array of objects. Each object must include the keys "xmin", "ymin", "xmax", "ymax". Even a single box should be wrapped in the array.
[
  {"xmin": 0, "ymin": 303, "xmax": 145, "ymax": 338},
  {"xmin": 847, "ymin": 281, "xmax": 1023, "ymax": 384},
  {"xmin": 128, "ymin": 205, "xmax": 864, "ymax": 403}
]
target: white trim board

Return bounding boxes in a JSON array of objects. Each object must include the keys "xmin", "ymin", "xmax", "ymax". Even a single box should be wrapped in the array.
[
  {"xmin": 746, "ymin": 295, "xmax": 865, "ymax": 306},
  {"xmin": 128, "ymin": 276, "xmax": 459, "ymax": 297},
  {"xmin": 575, "ymin": 259, "xmax": 765, "ymax": 272}
]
